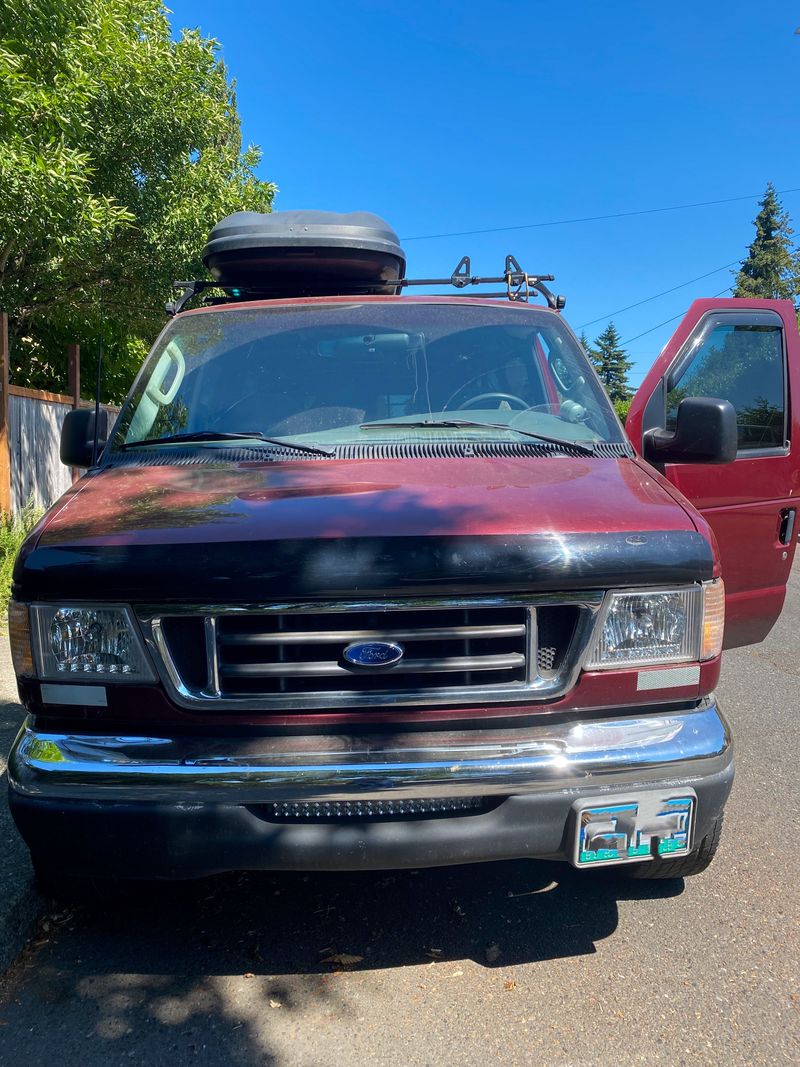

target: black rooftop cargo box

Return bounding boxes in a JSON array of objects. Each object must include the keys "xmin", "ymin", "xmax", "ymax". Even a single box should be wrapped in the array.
[{"xmin": 202, "ymin": 210, "xmax": 406, "ymax": 297}]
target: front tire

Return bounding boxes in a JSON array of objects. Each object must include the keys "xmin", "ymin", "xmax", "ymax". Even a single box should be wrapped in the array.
[{"xmin": 626, "ymin": 813, "xmax": 724, "ymax": 880}]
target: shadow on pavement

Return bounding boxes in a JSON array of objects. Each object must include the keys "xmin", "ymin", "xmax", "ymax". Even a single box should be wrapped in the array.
[
  {"xmin": 1, "ymin": 862, "xmax": 684, "ymax": 1064},
  {"xmin": 0, "ymin": 860, "xmax": 685, "ymax": 1065},
  {"xmin": 56, "ymin": 860, "xmax": 684, "ymax": 972}
]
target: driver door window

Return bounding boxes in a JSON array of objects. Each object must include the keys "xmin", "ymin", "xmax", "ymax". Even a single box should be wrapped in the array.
[{"xmin": 666, "ymin": 320, "xmax": 786, "ymax": 452}]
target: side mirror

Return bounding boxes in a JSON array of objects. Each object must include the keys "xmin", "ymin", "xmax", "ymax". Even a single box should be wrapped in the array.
[
  {"xmin": 643, "ymin": 397, "xmax": 737, "ymax": 466},
  {"xmin": 60, "ymin": 408, "xmax": 109, "ymax": 468}
]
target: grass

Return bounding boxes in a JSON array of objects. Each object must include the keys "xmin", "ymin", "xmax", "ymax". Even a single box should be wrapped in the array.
[{"xmin": 1, "ymin": 499, "xmax": 44, "ymax": 625}]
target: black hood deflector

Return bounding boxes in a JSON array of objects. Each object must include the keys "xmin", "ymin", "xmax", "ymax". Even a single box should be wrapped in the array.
[{"xmin": 17, "ymin": 530, "xmax": 714, "ymax": 603}]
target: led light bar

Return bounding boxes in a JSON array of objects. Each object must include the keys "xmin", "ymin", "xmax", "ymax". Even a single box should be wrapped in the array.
[
  {"xmin": 29, "ymin": 604, "xmax": 156, "ymax": 683},
  {"xmin": 266, "ymin": 797, "xmax": 486, "ymax": 821}
]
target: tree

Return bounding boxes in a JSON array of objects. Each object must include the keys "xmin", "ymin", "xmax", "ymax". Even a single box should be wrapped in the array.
[
  {"xmin": 592, "ymin": 322, "xmax": 632, "ymax": 404},
  {"xmin": 733, "ymin": 183, "xmax": 799, "ymax": 301},
  {"xmin": 578, "ymin": 330, "xmax": 599, "ymax": 372},
  {"xmin": 0, "ymin": 0, "xmax": 276, "ymax": 401}
]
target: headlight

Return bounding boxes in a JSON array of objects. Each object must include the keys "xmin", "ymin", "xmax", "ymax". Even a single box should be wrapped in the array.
[
  {"xmin": 585, "ymin": 580, "xmax": 724, "ymax": 669},
  {"xmin": 30, "ymin": 604, "xmax": 156, "ymax": 683}
]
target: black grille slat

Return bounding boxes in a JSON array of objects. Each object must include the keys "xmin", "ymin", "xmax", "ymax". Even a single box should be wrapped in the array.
[
  {"xmin": 218, "ymin": 622, "xmax": 527, "ymax": 645},
  {"xmin": 220, "ymin": 652, "xmax": 526, "ymax": 678},
  {"xmin": 223, "ymin": 670, "xmax": 527, "ymax": 696}
]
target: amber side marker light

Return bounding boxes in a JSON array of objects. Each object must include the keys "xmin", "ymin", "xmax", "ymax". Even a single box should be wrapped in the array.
[
  {"xmin": 8, "ymin": 601, "xmax": 34, "ymax": 677},
  {"xmin": 701, "ymin": 579, "xmax": 725, "ymax": 661}
]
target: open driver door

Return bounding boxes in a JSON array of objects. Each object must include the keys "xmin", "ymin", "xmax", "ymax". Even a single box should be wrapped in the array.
[{"xmin": 626, "ymin": 298, "xmax": 799, "ymax": 649}]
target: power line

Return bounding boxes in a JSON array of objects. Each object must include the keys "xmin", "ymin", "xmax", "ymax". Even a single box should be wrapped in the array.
[
  {"xmin": 401, "ymin": 187, "xmax": 800, "ymax": 242},
  {"xmin": 621, "ymin": 286, "xmax": 733, "ymax": 347},
  {"xmin": 577, "ymin": 260, "xmax": 741, "ymax": 330}
]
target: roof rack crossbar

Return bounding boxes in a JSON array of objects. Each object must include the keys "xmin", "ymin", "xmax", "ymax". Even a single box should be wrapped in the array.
[{"xmin": 167, "ymin": 255, "xmax": 566, "ymax": 315}]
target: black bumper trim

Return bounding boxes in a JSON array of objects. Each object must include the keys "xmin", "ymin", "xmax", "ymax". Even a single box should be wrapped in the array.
[{"xmin": 9, "ymin": 763, "xmax": 733, "ymax": 879}]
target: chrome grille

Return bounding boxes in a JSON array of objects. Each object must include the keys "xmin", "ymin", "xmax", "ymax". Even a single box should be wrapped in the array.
[
  {"xmin": 145, "ymin": 595, "xmax": 601, "ymax": 712},
  {"xmin": 216, "ymin": 605, "xmax": 528, "ymax": 695}
]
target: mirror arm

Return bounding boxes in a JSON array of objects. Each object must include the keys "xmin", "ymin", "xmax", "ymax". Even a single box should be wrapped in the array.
[{"xmin": 642, "ymin": 427, "xmax": 677, "ymax": 464}]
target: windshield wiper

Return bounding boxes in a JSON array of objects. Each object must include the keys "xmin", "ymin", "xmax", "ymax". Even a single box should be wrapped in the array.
[
  {"xmin": 359, "ymin": 419, "xmax": 596, "ymax": 456},
  {"xmin": 118, "ymin": 430, "xmax": 334, "ymax": 457}
]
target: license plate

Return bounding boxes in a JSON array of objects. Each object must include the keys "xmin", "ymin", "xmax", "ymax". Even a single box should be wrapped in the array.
[{"xmin": 573, "ymin": 792, "xmax": 695, "ymax": 867}]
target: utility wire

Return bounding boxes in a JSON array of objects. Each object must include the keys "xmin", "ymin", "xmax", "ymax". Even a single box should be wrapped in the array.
[
  {"xmin": 621, "ymin": 286, "xmax": 733, "ymax": 347},
  {"xmin": 578, "ymin": 260, "xmax": 741, "ymax": 330},
  {"xmin": 401, "ymin": 187, "xmax": 800, "ymax": 242}
]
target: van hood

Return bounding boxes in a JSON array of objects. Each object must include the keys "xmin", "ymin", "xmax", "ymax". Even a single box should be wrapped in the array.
[{"xmin": 17, "ymin": 455, "xmax": 713, "ymax": 601}]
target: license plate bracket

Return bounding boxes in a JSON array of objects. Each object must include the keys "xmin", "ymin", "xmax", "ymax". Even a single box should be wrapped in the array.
[{"xmin": 572, "ymin": 790, "xmax": 696, "ymax": 868}]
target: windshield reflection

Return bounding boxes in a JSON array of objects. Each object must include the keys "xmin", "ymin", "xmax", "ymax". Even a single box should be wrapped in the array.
[{"xmin": 111, "ymin": 302, "xmax": 622, "ymax": 451}]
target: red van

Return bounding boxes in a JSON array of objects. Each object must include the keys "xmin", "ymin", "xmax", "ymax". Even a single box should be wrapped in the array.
[{"xmin": 6, "ymin": 211, "xmax": 798, "ymax": 895}]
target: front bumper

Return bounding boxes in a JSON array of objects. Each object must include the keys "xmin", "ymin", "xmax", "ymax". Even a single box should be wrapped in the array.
[{"xmin": 8, "ymin": 698, "xmax": 733, "ymax": 878}]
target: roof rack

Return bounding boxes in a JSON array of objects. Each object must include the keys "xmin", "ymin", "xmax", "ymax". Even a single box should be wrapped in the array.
[{"xmin": 166, "ymin": 254, "xmax": 566, "ymax": 316}]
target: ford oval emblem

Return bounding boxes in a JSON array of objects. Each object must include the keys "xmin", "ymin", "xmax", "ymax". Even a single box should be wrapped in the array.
[{"xmin": 342, "ymin": 641, "xmax": 405, "ymax": 670}]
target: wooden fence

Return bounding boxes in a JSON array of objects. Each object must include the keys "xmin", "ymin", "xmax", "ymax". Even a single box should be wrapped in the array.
[{"xmin": 0, "ymin": 313, "xmax": 119, "ymax": 516}]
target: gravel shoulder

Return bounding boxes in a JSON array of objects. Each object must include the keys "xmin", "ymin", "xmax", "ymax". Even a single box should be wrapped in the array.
[{"xmin": 0, "ymin": 636, "xmax": 43, "ymax": 975}]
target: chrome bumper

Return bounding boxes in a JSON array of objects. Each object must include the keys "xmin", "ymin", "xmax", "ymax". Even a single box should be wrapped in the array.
[{"xmin": 8, "ymin": 699, "xmax": 731, "ymax": 805}]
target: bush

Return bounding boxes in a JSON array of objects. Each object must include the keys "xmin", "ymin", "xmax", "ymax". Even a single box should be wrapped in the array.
[
  {"xmin": 1, "ymin": 499, "xmax": 43, "ymax": 624},
  {"xmin": 614, "ymin": 398, "xmax": 632, "ymax": 425}
]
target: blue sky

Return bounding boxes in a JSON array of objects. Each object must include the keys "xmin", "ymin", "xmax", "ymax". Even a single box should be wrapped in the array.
[{"xmin": 168, "ymin": 1, "xmax": 800, "ymax": 391}]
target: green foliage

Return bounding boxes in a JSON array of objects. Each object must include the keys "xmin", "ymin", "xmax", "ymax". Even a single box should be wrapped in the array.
[
  {"xmin": 0, "ymin": 498, "xmax": 43, "ymax": 622},
  {"xmin": 591, "ymin": 322, "xmax": 633, "ymax": 404},
  {"xmin": 733, "ymin": 183, "xmax": 800, "ymax": 301},
  {"xmin": 0, "ymin": 0, "xmax": 276, "ymax": 402},
  {"xmin": 613, "ymin": 397, "xmax": 631, "ymax": 424}
]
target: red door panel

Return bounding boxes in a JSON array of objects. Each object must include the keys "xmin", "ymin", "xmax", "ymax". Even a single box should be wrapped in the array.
[{"xmin": 627, "ymin": 298, "xmax": 800, "ymax": 649}]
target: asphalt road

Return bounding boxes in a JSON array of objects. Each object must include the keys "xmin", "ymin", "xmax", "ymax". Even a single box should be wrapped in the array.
[{"xmin": 1, "ymin": 572, "xmax": 799, "ymax": 1066}]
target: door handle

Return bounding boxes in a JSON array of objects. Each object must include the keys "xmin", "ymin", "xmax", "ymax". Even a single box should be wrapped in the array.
[{"xmin": 778, "ymin": 508, "xmax": 797, "ymax": 545}]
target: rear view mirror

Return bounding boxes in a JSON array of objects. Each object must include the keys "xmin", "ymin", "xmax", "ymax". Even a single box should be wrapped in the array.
[
  {"xmin": 319, "ymin": 332, "xmax": 416, "ymax": 359},
  {"xmin": 60, "ymin": 408, "xmax": 109, "ymax": 468},
  {"xmin": 643, "ymin": 397, "xmax": 737, "ymax": 466}
]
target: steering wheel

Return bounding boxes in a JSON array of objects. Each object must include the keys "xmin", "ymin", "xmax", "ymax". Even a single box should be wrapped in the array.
[{"xmin": 454, "ymin": 392, "xmax": 529, "ymax": 411}]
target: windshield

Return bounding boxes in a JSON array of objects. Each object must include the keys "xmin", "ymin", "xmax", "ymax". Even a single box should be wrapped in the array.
[{"xmin": 109, "ymin": 301, "xmax": 623, "ymax": 452}]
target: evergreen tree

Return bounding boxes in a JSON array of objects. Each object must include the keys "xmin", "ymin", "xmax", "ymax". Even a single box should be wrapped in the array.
[
  {"xmin": 578, "ymin": 331, "xmax": 600, "ymax": 373},
  {"xmin": 592, "ymin": 322, "xmax": 632, "ymax": 404},
  {"xmin": 733, "ymin": 183, "xmax": 799, "ymax": 300}
]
